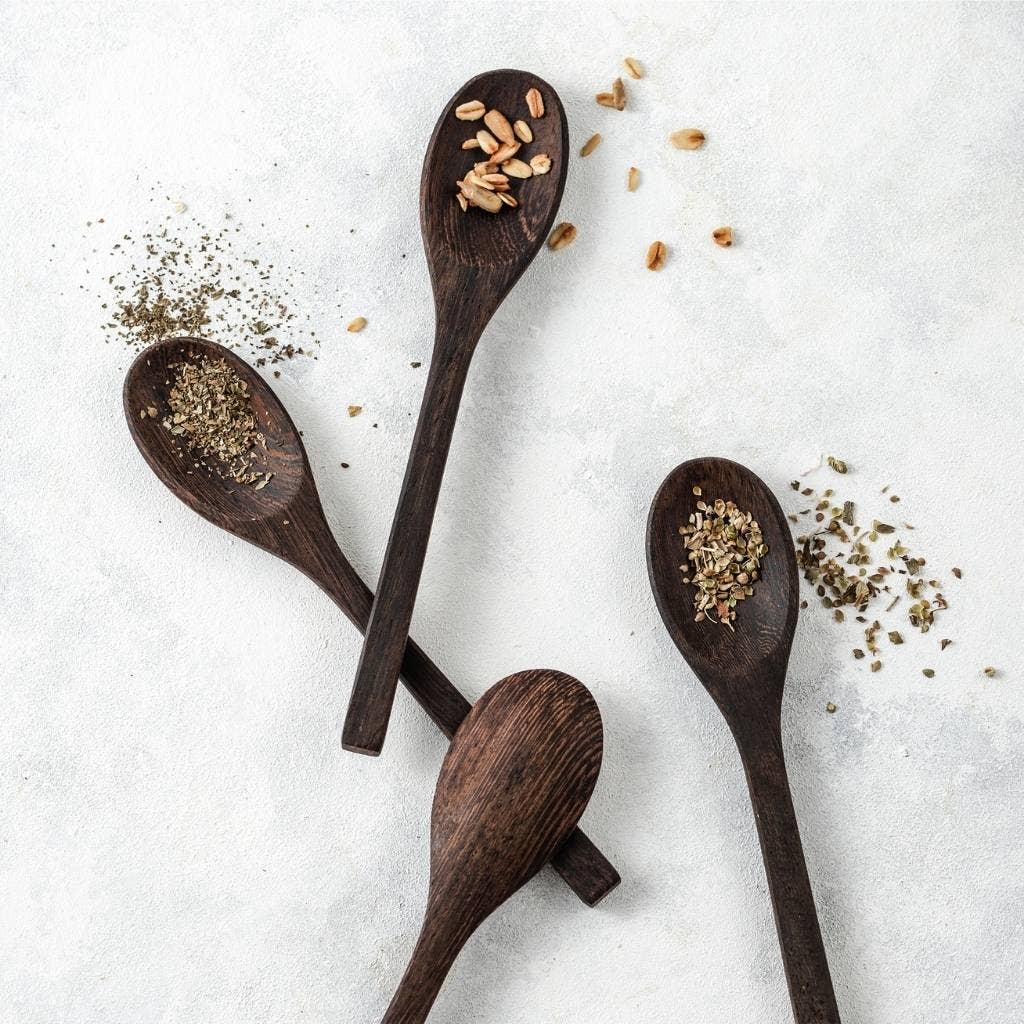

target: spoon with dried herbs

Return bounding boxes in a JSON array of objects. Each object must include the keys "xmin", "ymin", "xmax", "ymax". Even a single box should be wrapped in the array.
[
  {"xmin": 646, "ymin": 456, "xmax": 842, "ymax": 1024},
  {"xmin": 122, "ymin": 336, "xmax": 619, "ymax": 909},
  {"xmin": 346, "ymin": 69, "xmax": 569, "ymax": 757}
]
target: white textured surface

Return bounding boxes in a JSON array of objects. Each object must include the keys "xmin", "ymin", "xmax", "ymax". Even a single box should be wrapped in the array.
[{"xmin": 2, "ymin": 3, "xmax": 1023, "ymax": 1022}]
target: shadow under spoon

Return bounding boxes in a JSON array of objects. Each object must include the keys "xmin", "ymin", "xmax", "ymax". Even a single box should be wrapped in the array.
[
  {"xmin": 380, "ymin": 668, "xmax": 603, "ymax": 1024},
  {"xmin": 345, "ymin": 68, "xmax": 570, "ymax": 756},
  {"xmin": 646, "ymin": 456, "xmax": 841, "ymax": 1023},
  {"xmin": 122, "ymin": 336, "xmax": 618, "ymax": 909}
]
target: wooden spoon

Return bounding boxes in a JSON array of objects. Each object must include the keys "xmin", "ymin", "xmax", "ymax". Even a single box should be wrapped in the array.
[
  {"xmin": 646, "ymin": 457, "xmax": 841, "ymax": 1023},
  {"xmin": 380, "ymin": 668, "xmax": 602, "ymax": 1024},
  {"xmin": 346, "ymin": 69, "xmax": 569, "ymax": 756},
  {"xmin": 122, "ymin": 337, "xmax": 618, "ymax": 908}
]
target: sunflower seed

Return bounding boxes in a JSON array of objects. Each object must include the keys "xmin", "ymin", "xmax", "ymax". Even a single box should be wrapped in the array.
[
  {"xmin": 596, "ymin": 92, "xmax": 617, "ymax": 108},
  {"xmin": 455, "ymin": 100, "xmax": 486, "ymax": 121},
  {"xmin": 580, "ymin": 133, "xmax": 602, "ymax": 157},
  {"xmin": 670, "ymin": 129, "xmax": 705, "ymax": 149},
  {"xmin": 513, "ymin": 119, "xmax": 533, "ymax": 143},
  {"xmin": 646, "ymin": 240, "xmax": 667, "ymax": 270},
  {"xmin": 502, "ymin": 158, "xmax": 533, "ymax": 179},
  {"xmin": 623, "ymin": 56, "xmax": 644, "ymax": 79},
  {"xmin": 346, "ymin": 317, "xmax": 367, "ymax": 333},
  {"xmin": 461, "ymin": 138, "xmax": 481, "ymax": 150},
  {"xmin": 475, "ymin": 130, "xmax": 499, "ymax": 155},
  {"xmin": 547, "ymin": 222, "xmax": 577, "ymax": 250},
  {"xmin": 530, "ymin": 153, "xmax": 552, "ymax": 175},
  {"xmin": 627, "ymin": 166, "xmax": 639, "ymax": 191},
  {"xmin": 612, "ymin": 77, "xmax": 626, "ymax": 110},
  {"xmin": 497, "ymin": 192, "xmax": 518, "ymax": 207},
  {"xmin": 484, "ymin": 109, "xmax": 515, "ymax": 144}
]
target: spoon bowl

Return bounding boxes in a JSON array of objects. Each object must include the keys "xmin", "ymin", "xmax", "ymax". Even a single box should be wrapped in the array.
[
  {"xmin": 646, "ymin": 456, "xmax": 798, "ymax": 720},
  {"xmin": 421, "ymin": 69, "xmax": 569, "ymax": 280},
  {"xmin": 381, "ymin": 668, "xmax": 602, "ymax": 1024},
  {"xmin": 124, "ymin": 337, "xmax": 306, "ymax": 529}
]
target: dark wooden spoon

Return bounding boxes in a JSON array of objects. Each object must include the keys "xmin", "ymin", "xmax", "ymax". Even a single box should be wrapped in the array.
[
  {"xmin": 346, "ymin": 69, "xmax": 569, "ymax": 756},
  {"xmin": 380, "ymin": 668, "xmax": 602, "ymax": 1024},
  {"xmin": 122, "ymin": 336, "xmax": 618, "ymax": 908},
  {"xmin": 646, "ymin": 457, "xmax": 841, "ymax": 1023}
]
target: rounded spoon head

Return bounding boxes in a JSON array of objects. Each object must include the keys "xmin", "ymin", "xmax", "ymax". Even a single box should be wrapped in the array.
[
  {"xmin": 646, "ymin": 457, "xmax": 799, "ymax": 720},
  {"xmin": 429, "ymin": 669, "xmax": 603, "ymax": 917},
  {"xmin": 420, "ymin": 69, "xmax": 568, "ymax": 290},
  {"xmin": 122, "ymin": 337, "xmax": 311, "ymax": 534}
]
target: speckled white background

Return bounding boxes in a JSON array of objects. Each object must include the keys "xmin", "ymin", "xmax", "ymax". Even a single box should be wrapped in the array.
[{"xmin": 2, "ymin": 2, "xmax": 1022, "ymax": 1022}]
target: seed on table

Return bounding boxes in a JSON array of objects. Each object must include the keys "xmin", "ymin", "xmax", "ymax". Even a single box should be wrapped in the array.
[
  {"xmin": 580, "ymin": 133, "xmax": 602, "ymax": 157},
  {"xmin": 596, "ymin": 92, "xmax": 617, "ymax": 108},
  {"xmin": 513, "ymin": 119, "xmax": 533, "ymax": 143},
  {"xmin": 348, "ymin": 405, "xmax": 363, "ymax": 417},
  {"xmin": 455, "ymin": 100, "xmax": 486, "ymax": 121},
  {"xmin": 670, "ymin": 128, "xmax": 705, "ymax": 149},
  {"xmin": 712, "ymin": 226, "xmax": 733, "ymax": 247},
  {"xmin": 530, "ymin": 153, "xmax": 551, "ymax": 175},
  {"xmin": 476, "ymin": 130, "xmax": 499, "ymax": 155},
  {"xmin": 646, "ymin": 240, "xmax": 667, "ymax": 270},
  {"xmin": 547, "ymin": 222, "xmax": 577, "ymax": 250},
  {"xmin": 627, "ymin": 166, "xmax": 639, "ymax": 191},
  {"xmin": 623, "ymin": 56, "xmax": 644, "ymax": 79},
  {"xmin": 346, "ymin": 316, "xmax": 367, "ymax": 333},
  {"xmin": 612, "ymin": 77, "xmax": 625, "ymax": 110},
  {"xmin": 525, "ymin": 87, "xmax": 545, "ymax": 118},
  {"xmin": 484, "ymin": 109, "xmax": 515, "ymax": 144}
]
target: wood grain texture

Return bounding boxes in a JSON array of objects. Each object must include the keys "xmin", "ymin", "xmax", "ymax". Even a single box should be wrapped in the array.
[
  {"xmin": 122, "ymin": 337, "xmax": 618, "ymax": 908},
  {"xmin": 646, "ymin": 457, "xmax": 841, "ymax": 1024},
  {"xmin": 380, "ymin": 669, "xmax": 603, "ymax": 1024},
  {"xmin": 345, "ymin": 69, "xmax": 570, "ymax": 756}
]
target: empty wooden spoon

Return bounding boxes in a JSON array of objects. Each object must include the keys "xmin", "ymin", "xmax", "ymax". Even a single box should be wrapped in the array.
[
  {"xmin": 346, "ymin": 69, "xmax": 569, "ymax": 756},
  {"xmin": 380, "ymin": 668, "xmax": 602, "ymax": 1024},
  {"xmin": 122, "ymin": 336, "xmax": 618, "ymax": 908},
  {"xmin": 646, "ymin": 457, "xmax": 841, "ymax": 1023}
]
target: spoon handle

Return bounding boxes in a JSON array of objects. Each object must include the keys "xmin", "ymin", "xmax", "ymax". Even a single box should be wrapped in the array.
[
  {"xmin": 380, "ymin": 910, "xmax": 475, "ymax": 1024},
  {"xmin": 736, "ymin": 723, "xmax": 841, "ymax": 1024},
  {"xmin": 345, "ymin": 341, "xmax": 476, "ymax": 756},
  {"xmin": 298, "ymin": 524, "xmax": 619, "ymax": 907}
]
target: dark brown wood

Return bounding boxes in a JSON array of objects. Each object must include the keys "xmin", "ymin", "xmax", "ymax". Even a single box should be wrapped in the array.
[
  {"xmin": 346, "ymin": 69, "xmax": 570, "ymax": 756},
  {"xmin": 646, "ymin": 457, "xmax": 841, "ymax": 1024},
  {"xmin": 380, "ymin": 669, "xmax": 602, "ymax": 1024},
  {"xmin": 122, "ymin": 337, "xmax": 618, "ymax": 908}
]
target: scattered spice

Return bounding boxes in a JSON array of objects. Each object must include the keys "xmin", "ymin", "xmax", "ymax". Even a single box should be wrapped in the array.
[
  {"xmin": 922, "ymin": 668, "xmax": 935, "ymax": 678},
  {"xmin": 161, "ymin": 356, "xmax": 268, "ymax": 486},
  {"xmin": 347, "ymin": 405, "xmax": 363, "ymax": 418},
  {"xmin": 670, "ymin": 129, "xmax": 705, "ymax": 150},
  {"xmin": 547, "ymin": 222, "xmax": 577, "ymax": 251},
  {"xmin": 940, "ymin": 639, "xmax": 952, "ymax": 651},
  {"xmin": 99, "ymin": 205, "xmax": 321, "ymax": 366},
  {"xmin": 712, "ymin": 226, "xmax": 733, "ymax": 248},
  {"xmin": 646, "ymin": 240, "xmax": 667, "ymax": 270},
  {"xmin": 827, "ymin": 456, "xmax": 849, "ymax": 474},
  {"xmin": 623, "ymin": 57, "xmax": 644, "ymax": 80},
  {"xmin": 678, "ymin": 498, "xmax": 767, "ymax": 628},
  {"xmin": 983, "ymin": 666, "xmax": 997, "ymax": 678},
  {"xmin": 952, "ymin": 567, "xmax": 962, "ymax": 579},
  {"xmin": 826, "ymin": 702, "xmax": 837, "ymax": 714}
]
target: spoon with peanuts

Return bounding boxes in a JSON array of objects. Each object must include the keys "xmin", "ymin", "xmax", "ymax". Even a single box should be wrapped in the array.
[
  {"xmin": 647, "ymin": 457, "xmax": 842, "ymax": 1023},
  {"xmin": 345, "ymin": 69, "xmax": 569, "ymax": 757}
]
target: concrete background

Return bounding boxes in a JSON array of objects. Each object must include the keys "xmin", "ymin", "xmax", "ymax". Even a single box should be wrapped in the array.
[{"xmin": 2, "ymin": 2, "xmax": 1022, "ymax": 1022}]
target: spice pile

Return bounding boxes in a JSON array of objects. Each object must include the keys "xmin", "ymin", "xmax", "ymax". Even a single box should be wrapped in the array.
[
  {"xmin": 98, "ymin": 207, "xmax": 322, "ymax": 367},
  {"xmin": 147, "ymin": 356, "xmax": 272, "ymax": 488},
  {"xmin": 789, "ymin": 457, "xmax": 962, "ymax": 676},
  {"xmin": 453, "ymin": 88, "xmax": 552, "ymax": 214},
  {"xmin": 679, "ymin": 492, "xmax": 768, "ymax": 628}
]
